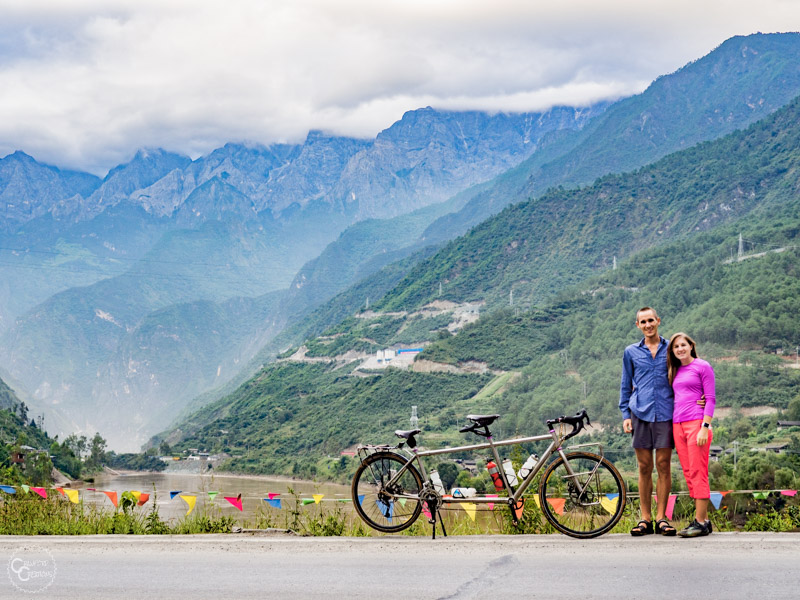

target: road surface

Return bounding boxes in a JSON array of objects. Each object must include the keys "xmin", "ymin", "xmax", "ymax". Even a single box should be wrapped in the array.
[{"xmin": 2, "ymin": 532, "xmax": 799, "ymax": 599}]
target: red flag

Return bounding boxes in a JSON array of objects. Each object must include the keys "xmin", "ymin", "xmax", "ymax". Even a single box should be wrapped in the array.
[
  {"xmin": 224, "ymin": 494, "xmax": 243, "ymax": 511},
  {"xmin": 103, "ymin": 491, "xmax": 119, "ymax": 507},
  {"xmin": 31, "ymin": 487, "xmax": 47, "ymax": 499},
  {"xmin": 137, "ymin": 492, "xmax": 150, "ymax": 506}
]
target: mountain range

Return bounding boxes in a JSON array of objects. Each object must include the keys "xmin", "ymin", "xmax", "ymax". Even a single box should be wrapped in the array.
[{"xmin": 0, "ymin": 105, "xmax": 602, "ymax": 449}]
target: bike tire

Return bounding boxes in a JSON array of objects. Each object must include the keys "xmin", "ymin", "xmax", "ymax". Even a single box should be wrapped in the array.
[
  {"xmin": 351, "ymin": 451, "xmax": 424, "ymax": 533},
  {"xmin": 538, "ymin": 451, "xmax": 626, "ymax": 539}
]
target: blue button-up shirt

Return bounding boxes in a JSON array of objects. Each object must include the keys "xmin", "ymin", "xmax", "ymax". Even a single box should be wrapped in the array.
[{"xmin": 619, "ymin": 336, "xmax": 674, "ymax": 422}]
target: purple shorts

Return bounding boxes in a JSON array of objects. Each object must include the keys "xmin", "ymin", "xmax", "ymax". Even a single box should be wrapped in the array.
[{"xmin": 631, "ymin": 414, "xmax": 674, "ymax": 450}]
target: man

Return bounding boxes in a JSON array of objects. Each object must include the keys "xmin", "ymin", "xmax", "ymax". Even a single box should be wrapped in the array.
[{"xmin": 619, "ymin": 306, "xmax": 677, "ymax": 536}]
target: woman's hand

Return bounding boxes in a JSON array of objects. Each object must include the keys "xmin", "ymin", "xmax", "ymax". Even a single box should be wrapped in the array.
[
  {"xmin": 697, "ymin": 394, "xmax": 706, "ymax": 408},
  {"xmin": 696, "ymin": 426, "xmax": 709, "ymax": 446}
]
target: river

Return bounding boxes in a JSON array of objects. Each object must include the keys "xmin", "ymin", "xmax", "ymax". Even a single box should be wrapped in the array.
[{"xmin": 78, "ymin": 470, "xmax": 352, "ymax": 525}]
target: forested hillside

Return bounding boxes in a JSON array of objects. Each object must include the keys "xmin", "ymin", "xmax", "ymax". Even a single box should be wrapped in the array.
[{"xmin": 156, "ymin": 90, "xmax": 800, "ymax": 480}]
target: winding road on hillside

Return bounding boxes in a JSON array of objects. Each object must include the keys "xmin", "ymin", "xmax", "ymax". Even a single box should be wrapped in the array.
[{"xmin": 2, "ymin": 533, "xmax": 798, "ymax": 599}]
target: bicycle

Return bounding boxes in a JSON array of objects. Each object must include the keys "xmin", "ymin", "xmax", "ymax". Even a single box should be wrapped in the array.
[{"xmin": 351, "ymin": 409, "xmax": 626, "ymax": 539}]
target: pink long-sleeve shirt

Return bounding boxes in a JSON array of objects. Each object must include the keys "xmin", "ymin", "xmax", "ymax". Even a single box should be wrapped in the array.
[{"xmin": 672, "ymin": 358, "xmax": 716, "ymax": 423}]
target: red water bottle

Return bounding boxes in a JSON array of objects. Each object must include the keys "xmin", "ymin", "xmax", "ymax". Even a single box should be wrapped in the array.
[{"xmin": 487, "ymin": 461, "xmax": 504, "ymax": 492}]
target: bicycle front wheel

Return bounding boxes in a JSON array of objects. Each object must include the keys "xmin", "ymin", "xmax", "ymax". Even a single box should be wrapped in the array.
[
  {"xmin": 539, "ymin": 451, "xmax": 626, "ymax": 539},
  {"xmin": 351, "ymin": 451, "xmax": 423, "ymax": 533}
]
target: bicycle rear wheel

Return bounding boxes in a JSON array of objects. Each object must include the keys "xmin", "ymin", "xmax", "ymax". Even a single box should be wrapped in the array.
[
  {"xmin": 351, "ymin": 451, "xmax": 423, "ymax": 533},
  {"xmin": 538, "ymin": 451, "xmax": 626, "ymax": 539}
]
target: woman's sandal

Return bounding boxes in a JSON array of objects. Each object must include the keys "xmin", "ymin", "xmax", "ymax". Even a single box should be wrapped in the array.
[
  {"xmin": 630, "ymin": 519, "xmax": 654, "ymax": 536},
  {"xmin": 655, "ymin": 519, "xmax": 677, "ymax": 536}
]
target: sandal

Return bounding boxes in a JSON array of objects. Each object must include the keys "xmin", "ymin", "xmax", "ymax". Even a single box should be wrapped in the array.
[
  {"xmin": 630, "ymin": 519, "xmax": 654, "ymax": 536},
  {"xmin": 655, "ymin": 519, "xmax": 677, "ymax": 536}
]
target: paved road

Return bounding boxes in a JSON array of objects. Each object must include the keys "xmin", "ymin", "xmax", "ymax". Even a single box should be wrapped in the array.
[{"xmin": 2, "ymin": 532, "xmax": 799, "ymax": 599}]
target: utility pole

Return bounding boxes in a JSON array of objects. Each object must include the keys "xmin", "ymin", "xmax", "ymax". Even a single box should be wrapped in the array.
[
  {"xmin": 438, "ymin": 282, "xmax": 442, "ymax": 297},
  {"xmin": 733, "ymin": 440, "xmax": 739, "ymax": 470},
  {"xmin": 613, "ymin": 256, "xmax": 617, "ymax": 270},
  {"xmin": 509, "ymin": 289, "xmax": 513, "ymax": 306},
  {"xmin": 738, "ymin": 233, "xmax": 744, "ymax": 261}
]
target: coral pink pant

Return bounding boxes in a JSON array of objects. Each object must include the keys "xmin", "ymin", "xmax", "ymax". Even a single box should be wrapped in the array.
[{"xmin": 673, "ymin": 419, "xmax": 712, "ymax": 499}]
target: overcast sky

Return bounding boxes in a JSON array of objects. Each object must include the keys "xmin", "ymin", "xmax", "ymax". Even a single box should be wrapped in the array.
[{"xmin": 1, "ymin": 0, "xmax": 799, "ymax": 175}]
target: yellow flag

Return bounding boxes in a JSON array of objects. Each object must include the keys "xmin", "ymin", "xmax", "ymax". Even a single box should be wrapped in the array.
[
  {"xmin": 130, "ymin": 490, "xmax": 142, "ymax": 501},
  {"xmin": 461, "ymin": 503, "xmax": 477, "ymax": 521},
  {"xmin": 64, "ymin": 489, "xmax": 80, "ymax": 504},
  {"xmin": 180, "ymin": 495, "xmax": 197, "ymax": 515},
  {"xmin": 532, "ymin": 496, "xmax": 541, "ymax": 509},
  {"xmin": 313, "ymin": 494, "xmax": 324, "ymax": 504},
  {"xmin": 600, "ymin": 496, "xmax": 618, "ymax": 515}
]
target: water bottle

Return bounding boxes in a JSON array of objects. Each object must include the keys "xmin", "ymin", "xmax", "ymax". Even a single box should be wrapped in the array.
[
  {"xmin": 486, "ymin": 461, "xmax": 504, "ymax": 491},
  {"xmin": 451, "ymin": 487, "xmax": 477, "ymax": 498},
  {"xmin": 429, "ymin": 470, "xmax": 445, "ymax": 495},
  {"xmin": 517, "ymin": 453, "xmax": 540, "ymax": 480},
  {"xmin": 502, "ymin": 458, "xmax": 519, "ymax": 487}
]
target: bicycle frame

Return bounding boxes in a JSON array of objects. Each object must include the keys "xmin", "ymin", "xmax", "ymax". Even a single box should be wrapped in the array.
[{"xmin": 374, "ymin": 426, "xmax": 605, "ymax": 507}]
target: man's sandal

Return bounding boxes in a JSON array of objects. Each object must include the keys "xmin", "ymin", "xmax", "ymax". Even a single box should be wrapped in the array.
[
  {"xmin": 630, "ymin": 520, "xmax": 654, "ymax": 536},
  {"xmin": 655, "ymin": 519, "xmax": 677, "ymax": 536}
]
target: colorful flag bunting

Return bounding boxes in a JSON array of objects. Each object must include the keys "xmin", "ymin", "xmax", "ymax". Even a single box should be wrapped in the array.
[
  {"xmin": 461, "ymin": 503, "xmax": 477, "ymax": 521},
  {"xmin": 31, "ymin": 487, "xmax": 47, "ymax": 499},
  {"xmin": 600, "ymin": 495, "xmax": 618, "ymax": 515},
  {"xmin": 268, "ymin": 493, "xmax": 280, "ymax": 500},
  {"xmin": 170, "ymin": 491, "xmax": 182, "ymax": 500},
  {"xmin": 55, "ymin": 487, "xmax": 65, "ymax": 496},
  {"xmin": 376, "ymin": 498, "xmax": 393, "ymax": 522},
  {"xmin": 264, "ymin": 498, "xmax": 282, "ymax": 509},
  {"xmin": 180, "ymin": 495, "xmax": 197, "ymax": 515},
  {"xmin": 709, "ymin": 492, "xmax": 723, "ymax": 510},
  {"xmin": 103, "ymin": 491, "xmax": 119, "ymax": 507},
  {"xmin": 485, "ymin": 494, "xmax": 498, "ymax": 511},
  {"xmin": 313, "ymin": 494, "xmax": 324, "ymax": 504},
  {"xmin": 780, "ymin": 490, "xmax": 797, "ymax": 497},
  {"xmin": 665, "ymin": 494, "xmax": 677, "ymax": 520},
  {"xmin": 20, "ymin": 484, "xmax": 29, "ymax": 494},
  {"xmin": 137, "ymin": 493, "xmax": 150, "ymax": 506},
  {"xmin": 0, "ymin": 485, "xmax": 16, "ymax": 494},
  {"xmin": 545, "ymin": 497, "xmax": 565, "ymax": 516},
  {"xmin": 130, "ymin": 491, "xmax": 142, "ymax": 502},
  {"xmin": 357, "ymin": 495, "xmax": 365, "ymax": 506},
  {"xmin": 208, "ymin": 491, "xmax": 219, "ymax": 502},
  {"xmin": 224, "ymin": 495, "xmax": 243, "ymax": 511},
  {"xmin": 753, "ymin": 492, "xmax": 769, "ymax": 500},
  {"xmin": 64, "ymin": 489, "xmax": 80, "ymax": 504}
]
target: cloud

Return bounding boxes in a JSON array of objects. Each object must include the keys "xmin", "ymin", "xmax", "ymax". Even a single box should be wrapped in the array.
[{"xmin": 0, "ymin": 0, "xmax": 799, "ymax": 175}]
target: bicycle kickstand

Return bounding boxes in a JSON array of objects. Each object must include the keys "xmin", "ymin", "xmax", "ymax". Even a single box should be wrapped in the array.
[{"xmin": 426, "ymin": 501, "xmax": 447, "ymax": 540}]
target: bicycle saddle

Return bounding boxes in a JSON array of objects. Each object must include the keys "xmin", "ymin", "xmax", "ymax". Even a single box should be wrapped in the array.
[
  {"xmin": 466, "ymin": 414, "xmax": 500, "ymax": 427},
  {"xmin": 394, "ymin": 429, "xmax": 421, "ymax": 439}
]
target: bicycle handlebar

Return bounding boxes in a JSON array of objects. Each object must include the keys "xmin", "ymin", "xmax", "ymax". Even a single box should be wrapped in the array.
[{"xmin": 546, "ymin": 408, "xmax": 591, "ymax": 441}]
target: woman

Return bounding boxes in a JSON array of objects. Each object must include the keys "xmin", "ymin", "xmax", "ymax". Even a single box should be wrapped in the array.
[{"xmin": 668, "ymin": 332, "xmax": 715, "ymax": 538}]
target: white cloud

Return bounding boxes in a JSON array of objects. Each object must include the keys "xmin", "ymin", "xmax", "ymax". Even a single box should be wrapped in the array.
[{"xmin": 0, "ymin": 0, "xmax": 799, "ymax": 174}]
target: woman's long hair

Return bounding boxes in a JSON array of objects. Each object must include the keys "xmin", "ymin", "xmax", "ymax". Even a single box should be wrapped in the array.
[{"xmin": 667, "ymin": 332, "xmax": 698, "ymax": 385}]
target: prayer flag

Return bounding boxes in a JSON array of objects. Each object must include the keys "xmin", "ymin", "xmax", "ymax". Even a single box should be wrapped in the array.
[
  {"xmin": 20, "ymin": 485, "xmax": 29, "ymax": 494},
  {"xmin": 486, "ymin": 494, "xmax": 498, "ymax": 511},
  {"xmin": 180, "ymin": 495, "xmax": 197, "ymax": 515},
  {"xmin": 513, "ymin": 499, "xmax": 525, "ymax": 520},
  {"xmin": 398, "ymin": 498, "xmax": 407, "ymax": 507},
  {"xmin": 665, "ymin": 494, "xmax": 677, "ymax": 520},
  {"xmin": 721, "ymin": 490, "xmax": 732, "ymax": 496},
  {"xmin": 224, "ymin": 495, "xmax": 243, "ymax": 511},
  {"xmin": 531, "ymin": 495, "xmax": 541, "ymax": 509},
  {"xmin": 600, "ymin": 495, "xmax": 618, "ymax": 515},
  {"xmin": 264, "ymin": 498, "xmax": 282, "ymax": 509},
  {"xmin": 313, "ymin": 494, "xmax": 324, "ymax": 504},
  {"xmin": 208, "ymin": 491, "xmax": 219, "ymax": 502},
  {"xmin": 0, "ymin": 485, "xmax": 16, "ymax": 494},
  {"xmin": 169, "ymin": 491, "xmax": 182, "ymax": 500},
  {"xmin": 376, "ymin": 498, "xmax": 393, "ymax": 522},
  {"xmin": 137, "ymin": 493, "xmax": 150, "ymax": 506},
  {"xmin": 64, "ymin": 489, "xmax": 80, "ymax": 504},
  {"xmin": 268, "ymin": 493, "xmax": 280, "ymax": 500},
  {"xmin": 546, "ymin": 497, "xmax": 565, "ymax": 516},
  {"xmin": 357, "ymin": 495, "xmax": 365, "ymax": 506},
  {"xmin": 422, "ymin": 505, "xmax": 431, "ymax": 520},
  {"xmin": 55, "ymin": 487, "xmax": 65, "ymax": 496},
  {"xmin": 130, "ymin": 491, "xmax": 142, "ymax": 501},
  {"xmin": 709, "ymin": 492, "xmax": 723, "ymax": 510},
  {"xmin": 103, "ymin": 491, "xmax": 118, "ymax": 507},
  {"xmin": 31, "ymin": 487, "xmax": 47, "ymax": 499},
  {"xmin": 753, "ymin": 492, "xmax": 768, "ymax": 500},
  {"xmin": 462, "ymin": 503, "xmax": 477, "ymax": 521},
  {"xmin": 780, "ymin": 490, "xmax": 797, "ymax": 497}
]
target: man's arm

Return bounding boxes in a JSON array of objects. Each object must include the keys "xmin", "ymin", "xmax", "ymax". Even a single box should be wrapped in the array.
[{"xmin": 620, "ymin": 348, "xmax": 634, "ymax": 432}]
